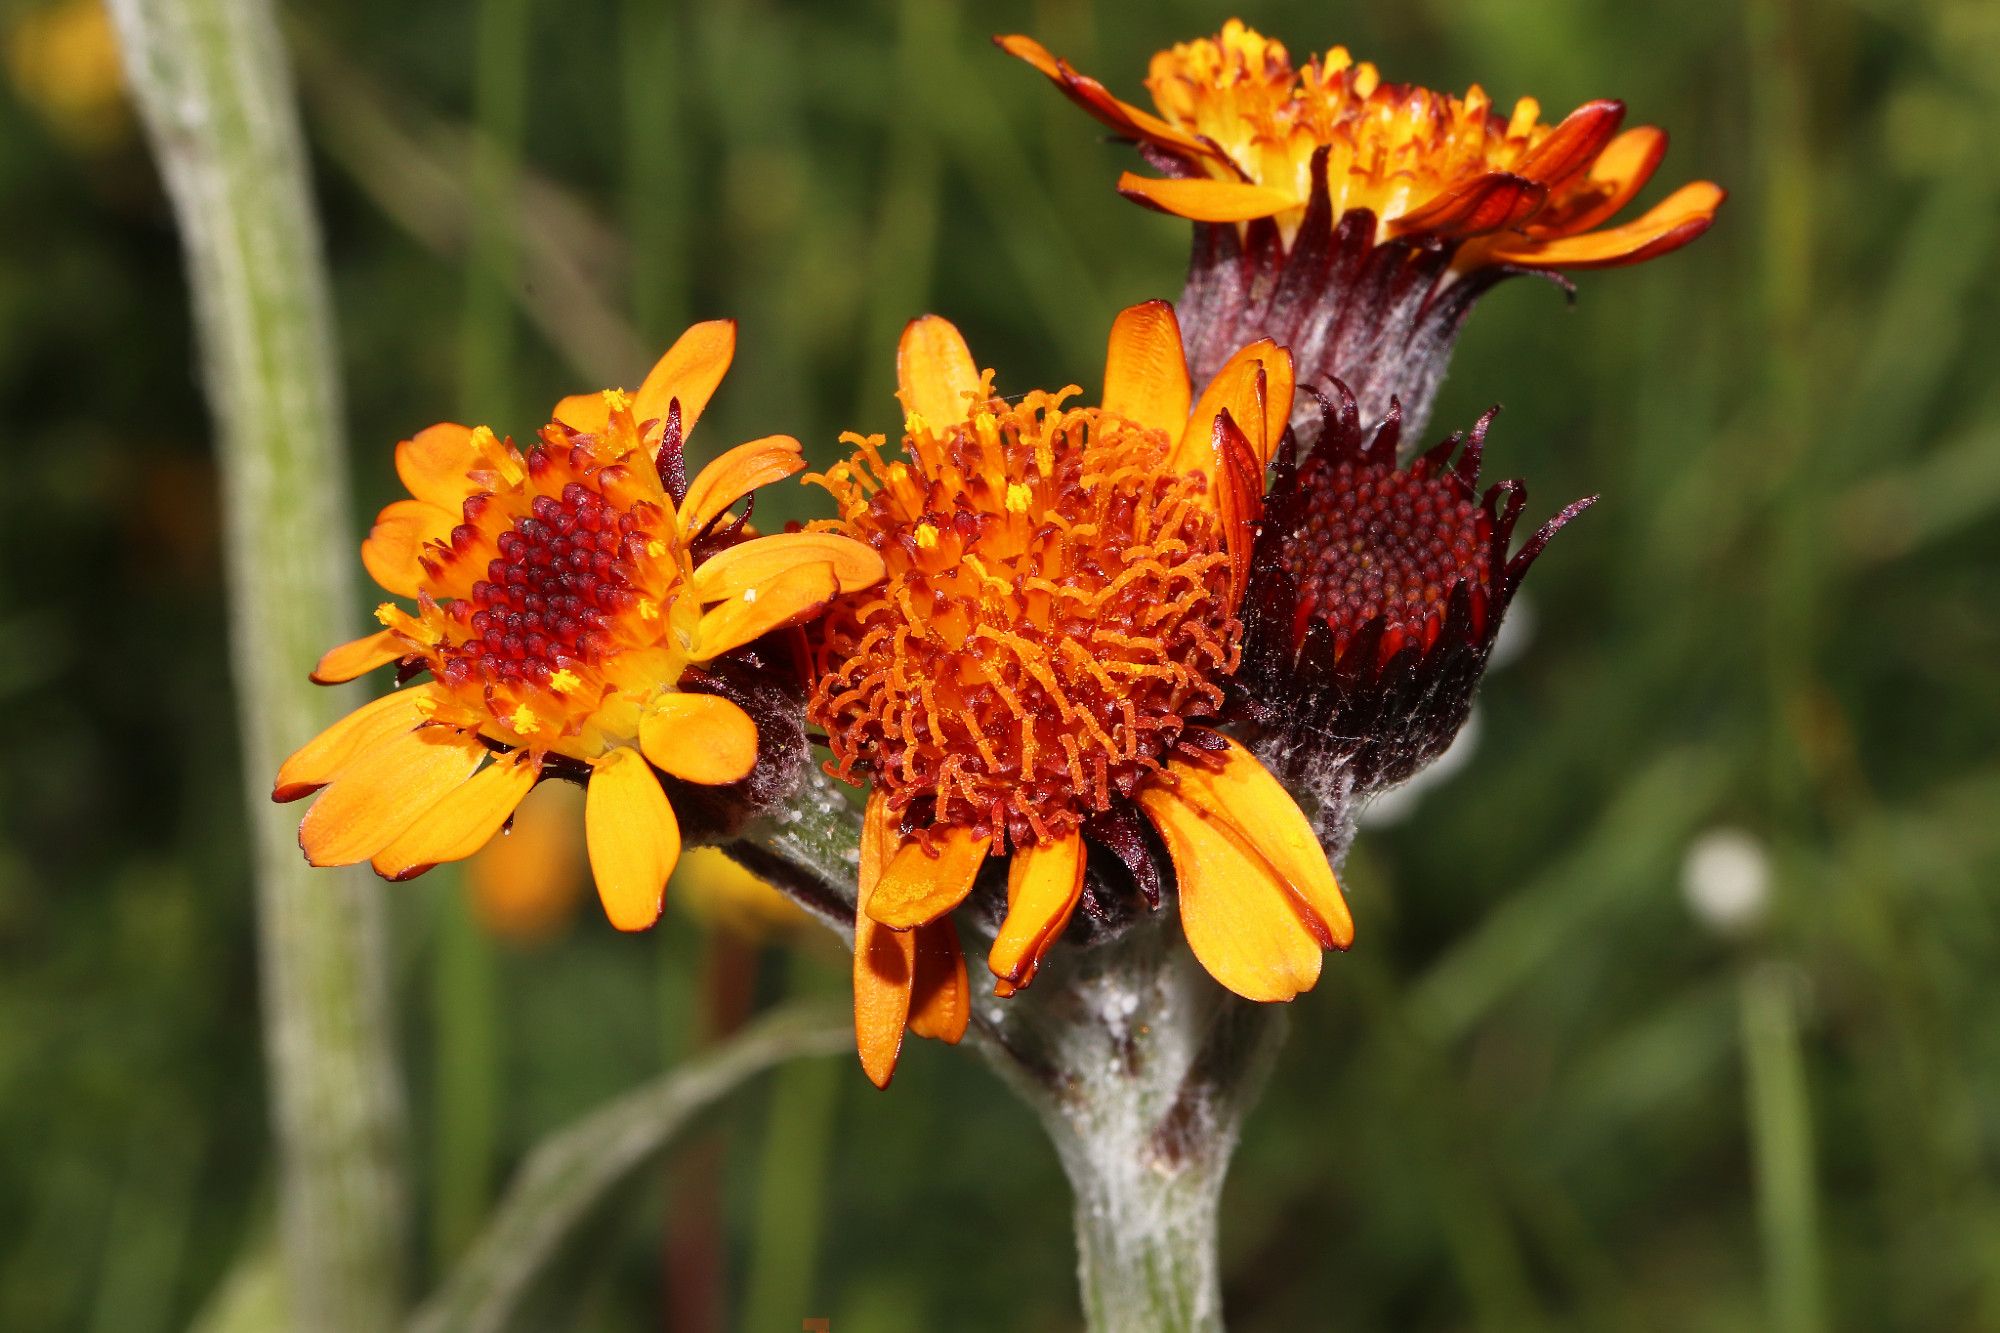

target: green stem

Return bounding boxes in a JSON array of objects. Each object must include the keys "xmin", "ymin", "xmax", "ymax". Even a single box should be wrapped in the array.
[
  {"xmin": 107, "ymin": 0, "xmax": 408, "ymax": 1328},
  {"xmin": 1741, "ymin": 961, "xmax": 1827, "ymax": 1333},
  {"xmin": 977, "ymin": 912, "xmax": 1287, "ymax": 1333}
]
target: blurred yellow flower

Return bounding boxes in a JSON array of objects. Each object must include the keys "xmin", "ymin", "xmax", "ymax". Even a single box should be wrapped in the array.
[
  {"xmin": 465, "ymin": 780, "xmax": 587, "ymax": 944},
  {"xmin": 670, "ymin": 847, "xmax": 810, "ymax": 941},
  {"xmin": 7, "ymin": 0, "xmax": 129, "ymax": 151}
]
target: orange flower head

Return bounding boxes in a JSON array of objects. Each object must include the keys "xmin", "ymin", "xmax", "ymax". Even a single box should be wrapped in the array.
[
  {"xmin": 999, "ymin": 23, "xmax": 1726, "ymax": 439},
  {"xmin": 1000, "ymin": 20, "xmax": 1723, "ymax": 265},
  {"xmin": 814, "ymin": 386, "xmax": 1235, "ymax": 852},
  {"xmin": 808, "ymin": 307, "xmax": 1353, "ymax": 1089},
  {"xmin": 275, "ymin": 321, "xmax": 884, "ymax": 933}
]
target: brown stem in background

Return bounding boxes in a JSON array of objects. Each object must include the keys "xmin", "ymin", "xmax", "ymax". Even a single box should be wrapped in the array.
[{"xmin": 663, "ymin": 932, "xmax": 759, "ymax": 1332}]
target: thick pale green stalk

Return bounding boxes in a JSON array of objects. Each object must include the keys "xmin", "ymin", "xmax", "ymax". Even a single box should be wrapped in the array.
[
  {"xmin": 107, "ymin": 0, "xmax": 408, "ymax": 1328},
  {"xmin": 977, "ymin": 913, "xmax": 1287, "ymax": 1333}
]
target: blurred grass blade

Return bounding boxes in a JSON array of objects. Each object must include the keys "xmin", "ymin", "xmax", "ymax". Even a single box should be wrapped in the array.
[
  {"xmin": 409, "ymin": 1003, "xmax": 849, "ymax": 1333},
  {"xmin": 459, "ymin": 0, "xmax": 529, "ymax": 426},
  {"xmin": 740, "ymin": 955, "xmax": 845, "ymax": 1333},
  {"xmin": 105, "ymin": 0, "xmax": 409, "ymax": 1328},
  {"xmin": 1408, "ymin": 748, "xmax": 1726, "ymax": 1043},
  {"xmin": 429, "ymin": 0, "xmax": 532, "ymax": 1273},
  {"xmin": 1742, "ymin": 962, "xmax": 1827, "ymax": 1333},
  {"xmin": 621, "ymin": 0, "xmax": 688, "ymax": 343},
  {"xmin": 289, "ymin": 23, "xmax": 643, "ymax": 383}
]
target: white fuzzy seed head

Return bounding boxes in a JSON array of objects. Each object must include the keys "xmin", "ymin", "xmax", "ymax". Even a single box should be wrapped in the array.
[{"xmin": 1682, "ymin": 827, "xmax": 1771, "ymax": 938}]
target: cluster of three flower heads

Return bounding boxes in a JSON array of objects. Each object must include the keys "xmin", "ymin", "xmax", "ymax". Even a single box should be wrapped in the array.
[{"xmin": 274, "ymin": 22, "xmax": 1722, "ymax": 1085}]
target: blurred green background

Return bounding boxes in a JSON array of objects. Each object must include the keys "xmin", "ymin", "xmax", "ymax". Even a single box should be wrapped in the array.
[{"xmin": 3, "ymin": 0, "xmax": 1998, "ymax": 1328}]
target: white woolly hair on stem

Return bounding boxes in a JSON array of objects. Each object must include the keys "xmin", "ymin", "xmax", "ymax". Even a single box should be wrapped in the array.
[
  {"xmin": 975, "ymin": 910, "xmax": 1290, "ymax": 1332},
  {"xmin": 107, "ymin": 0, "xmax": 410, "ymax": 1327}
]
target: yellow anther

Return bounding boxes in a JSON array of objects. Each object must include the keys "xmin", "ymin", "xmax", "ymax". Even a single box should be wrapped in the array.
[
  {"xmin": 601, "ymin": 387, "xmax": 632, "ymax": 413},
  {"xmin": 373, "ymin": 602, "xmax": 398, "ymax": 627},
  {"xmin": 974, "ymin": 411, "xmax": 997, "ymax": 434},
  {"xmin": 886, "ymin": 461, "xmax": 909, "ymax": 484},
  {"xmin": 638, "ymin": 598, "xmax": 660, "ymax": 621},
  {"xmin": 547, "ymin": 668, "xmax": 581, "ymax": 694},
  {"xmin": 508, "ymin": 704, "xmax": 540, "ymax": 735},
  {"xmin": 645, "ymin": 539, "xmax": 668, "ymax": 560},
  {"xmin": 914, "ymin": 523, "xmax": 940, "ymax": 550},
  {"xmin": 1005, "ymin": 483, "xmax": 1032, "ymax": 514},
  {"xmin": 904, "ymin": 412, "xmax": 929, "ymax": 438}
]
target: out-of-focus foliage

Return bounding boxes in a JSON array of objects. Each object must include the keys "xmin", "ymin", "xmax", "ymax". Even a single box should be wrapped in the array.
[{"xmin": 1, "ymin": 0, "xmax": 1996, "ymax": 1328}]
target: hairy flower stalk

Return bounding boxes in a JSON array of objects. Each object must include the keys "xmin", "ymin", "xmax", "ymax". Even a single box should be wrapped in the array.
[
  {"xmin": 1000, "ymin": 21, "xmax": 1724, "ymax": 441},
  {"xmin": 976, "ymin": 913, "xmax": 1287, "ymax": 1333},
  {"xmin": 109, "ymin": 0, "xmax": 409, "ymax": 1324}
]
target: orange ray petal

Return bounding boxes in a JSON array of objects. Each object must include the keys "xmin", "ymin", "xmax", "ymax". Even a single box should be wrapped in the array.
[
  {"xmin": 1101, "ymin": 300, "xmax": 1192, "ymax": 440},
  {"xmin": 688, "ymin": 531, "xmax": 884, "ymax": 604},
  {"xmin": 298, "ymin": 724, "xmax": 485, "ymax": 867},
  {"xmin": 994, "ymin": 34, "xmax": 1215, "ymax": 160},
  {"xmin": 1391, "ymin": 171, "xmax": 1549, "ymax": 240},
  {"xmin": 1209, "ymin": 410, "xmax": 1263, "ymax": 607},
  {"xmin": 989, "ymin": 831, "xmax": 1087, "ymax": 989},
  {"xmin": 584, "ymin": 745, "xmax": 681, "ymax": 931},
  {"xmin": 1117, "ymin": 172, "xmax": 1298, "ymax": 224},
  {"xmin": 1136, "ymin": 783, "xmax": 1324, "ymax": 1003},
  {"xmin": 676, "ymin": 435, "xmax": 805, "ymax": 540},
  {"xmin": 692, "ymin": 558, "xmax": 839, "ymax": 659},
  {"xmin": 310, "ymin": 629, "xmax": 404, "ymax": 685},
  {"xmin": 864, "ymin": 827, "xmax": 991, "ymax": 930},
  {"xmin": 639, "ymin": 692, "xmax": 759, "ymax": 786},
  {"xmin": 854, "ymin": 790, "xmax": 915, "ymax": 1087},
  {"xmin": 274, "ymin": 683, "xmax": 443, "ymax": 802},
  {"xmin": 1179, "ymin": 339, "xmax": 1292, "ymax": 477},
  {"xmin": 370, "ymin": 752, "xmax": 537, "ymax": 881},
  {"xmin": 1536, "ymin": 126, "xmax": 1668, "ymax": 236},
  {"xmin": 552, "ymin": 391, "xmax": 611, "ymax": 436},
  {"xmin": 1513, "ymin": 99, "xmax": 1626, "ymax": 190},
  {"xmin": 633, "ymin": 319, "xmax": 737, "ymax": 437},
  {"xmin": 394, "ymin": 422, "xmax": 479, "ymax": 509},
  {"xmin": 361, "ymin": 498, "xmax": 455, "ymax": 599},
  {"xmin": 1486, "ymin": 180, "xmax": 1725, "ymax": 269},
  {"xmin": 906, "ymin": 917, "xmax": 970, "ymax": 1043},
  {"xmin": 895, "ymin": 315, "xmax": 981, "ymax": 428},
  {"xmin": 1168, "ymin": 731, "xmax": 1352, "ymax": 950}
]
